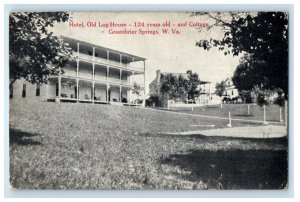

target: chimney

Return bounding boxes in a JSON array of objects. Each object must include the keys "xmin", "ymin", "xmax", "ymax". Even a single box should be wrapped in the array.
[
  {"xmin": 156, "ymin": 69, "xmax": 161, "ymax": 84},
  {"xmin": 186, "ymin": 70, "xmax": 192, "ymax": 75}
]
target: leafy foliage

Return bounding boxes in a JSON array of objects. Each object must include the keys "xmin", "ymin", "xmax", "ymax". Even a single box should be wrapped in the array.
[
  {"xmin": 275, "ymin": 96, "xmax": 285, "ymax": 107},
  {"xmin": 239, "ymin": 90, "xmax": 255, "ymax": 104},
  {"xmin": 215, "ymin": 80, "xmax": 227, "ymax": 97},
  {"xmin": 161, "ymin": 74, "xmax": 182, "ymax": 99},
  {"xmin": 256, "ymin": 92, "xmax": 270, "ymax": 107},
  {"xmin": 194, "ymin": 12, "xmax": 288, "ymax": 96},
  {"xmin": 185, "ymin": 71, "xmax": 201, "ymax": 100},
  {"xmin": 9, "ymin": 12, "xmax": 72, "ymax": 87},
  {"xmin": 132, "ymin": 82, "xmax": 144, "ymax": 97},
  {"xmin": 160, "ymin": 71, "xmax": 201, "ymax": 100}
]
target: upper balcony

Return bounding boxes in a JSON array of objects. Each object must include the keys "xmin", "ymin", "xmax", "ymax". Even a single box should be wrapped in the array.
[
  {"xmin": 62, "ymin": 36, "xmax": 146, "ymax": 74},
  {"xmin": 76, "ymin": 52, "xmax": 144, "ymax": 73},
  {"xmin": 61, "ymin": 61, "xmax": 133, "ymax": 87}
]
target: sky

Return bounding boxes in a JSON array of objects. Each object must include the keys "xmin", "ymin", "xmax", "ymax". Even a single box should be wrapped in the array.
[{"xmin": 51, "ymin": 12, "xmax": 242, "ymax": 93}]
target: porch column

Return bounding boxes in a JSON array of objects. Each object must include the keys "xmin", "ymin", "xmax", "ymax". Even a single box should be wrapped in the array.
[
  {"xmin": 92, "ymin": 63, "xmax": 95, "ymax": 80},
  {"xmin": 119, "ymin": 86, "xmax": 122, "ymax": 102},
  {"xmin": 130, "ymin": 71, "xmax": 134, "ymax": 103},
  {"xmin": 76, "ymin": 79, "xmax": 79, "ymax": 102},
  {"xmin": 131, "ymin": 57, "xmax": 135, "ymax": 69},
  {"xmin": 58, "ymin": 67, "xmax": 61, "ymax": 101},
  {"xmin": 120, "ymin": 69, "xmax": 122, "ymax": 84},
  {"xmin": 203, "ymin": 83, "xmax": 206, "ymax": 105},
  {"xmin": 128, "ymin": 88, "xmax": 131, "ymax": 104},
  {"xmin": 106, "ymin": 84, "xmax": 110, "ymax": 102},
  {"xmin": 106, "ymin": 51, "xmax": 109, "ymax": 61},
  {"xmin": 130, "ymin": 71, "xmax": 134, "ymax": 102},
  {"xmin": 92, "ymin": 81, "xmax": 95, "ymax": 103},
  {"xmin": 106, "ymin": 66, "xmax": 109, "ymax": 81},
  {"xmin": 142, "ymin": 60, "xmax": 146, "ymax": 107},
  {"xmin": 76, "ymin": 59, "xmax": 79, "ymax": 77},
  {"xmin": 209, "ymin": 83, "xmax": 211, "ymax": 105},
  {"xmin": 77, "ymin": 42, "xmax": 80, "ymax": 57},
  {"xmin": 92, "ymin": 46, "xmax": 95, "ymax": 61}
]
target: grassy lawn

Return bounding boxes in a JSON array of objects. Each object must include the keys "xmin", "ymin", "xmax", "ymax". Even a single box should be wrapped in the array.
[{"xmin": 9, "ymin": 101, "xmax": 288, "ymax": 189}]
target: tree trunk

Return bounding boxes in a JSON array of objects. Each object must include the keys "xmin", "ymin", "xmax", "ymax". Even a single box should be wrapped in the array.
[{"xmin": 9, "ymin": 79, "xmax": 16, "ymax": 97}]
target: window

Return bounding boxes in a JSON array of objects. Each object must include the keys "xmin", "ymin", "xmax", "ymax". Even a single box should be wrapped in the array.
[
  {"xmin": 22, "ymin": 84, "xmax": 26, "ymax": 97},
  {"xmin": 232, "ymin": 90, "xmax": 234, "ymax": 95},
  {"xmin": 228, "ymin": 81, "xmax": 230, "ymax": 86},
  {"xmin": 36, "ymin": 83, "xmax": 40, "ymax": 96},
  {"xmin": 88, "ymin": 51, "xmax": 92, "ymax": 56},
  {"xmin": 95, "ymin": 53, "xmax": 99, "ymax": 57}
]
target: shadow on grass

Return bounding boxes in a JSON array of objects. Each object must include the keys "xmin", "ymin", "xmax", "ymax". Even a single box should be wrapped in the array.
[
  {"xmin": 160, "ymin": 148, "xmax": 288, "ymax": 189},
  {"xmin": 10, "ymin": 128, "xmax": 42, "ymax": 146},
  {"xmin": 233, "ymin": 114, "xmax": 254, "ymax": 117},
  {"xmin": 141, "ymin": 132, "xmax": 288, "ymax": 144}
]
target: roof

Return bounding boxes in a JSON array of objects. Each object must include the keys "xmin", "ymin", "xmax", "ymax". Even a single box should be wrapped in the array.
[
  {"xmin": 61, "ymin": 36, "xmax": 146, "ymax": 62},
  {"xmin": 161, "ymin": 72, "xmax": 211, "ymax": 84}
]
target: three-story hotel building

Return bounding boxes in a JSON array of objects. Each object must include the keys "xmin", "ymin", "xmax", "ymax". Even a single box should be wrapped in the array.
[{"xmin": 10, "ymin": 36, "xmax": 146, "ymax": 105}]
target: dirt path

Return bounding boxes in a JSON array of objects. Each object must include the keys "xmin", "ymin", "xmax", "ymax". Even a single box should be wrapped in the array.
[{"xmin": 158, "ymin": 125, "xmax": 288, "ymax": 139}]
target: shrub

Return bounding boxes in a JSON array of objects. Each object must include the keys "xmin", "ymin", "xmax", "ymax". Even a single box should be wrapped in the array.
[
  {"xmin": 274, "ymin": 96, "xmax": 285, "ymax": 107},
  {"xmin": 239, "ymin": 91, "xmax": 255, "ymax": 104},
  {"xmin": 146, "ymin": 95, "xmax": 161, "ymax": 107},
  {"xmin": 256, "ymin": 92, "xmax": 269, "ymax": 107},
  {"xmin": 245, "ymin": 92, "xmax": 255, "ymax": 103}
]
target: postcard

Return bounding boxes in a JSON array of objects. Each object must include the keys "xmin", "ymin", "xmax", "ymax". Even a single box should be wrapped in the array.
[{"xmin": 9, "ymin": 11, "xmax": 288, "ymax": 190}]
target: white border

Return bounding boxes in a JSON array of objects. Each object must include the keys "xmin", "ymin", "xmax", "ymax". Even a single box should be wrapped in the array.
[{"xmin": 0, "ymin": 0, "xmax": 300, "ymax": 201}]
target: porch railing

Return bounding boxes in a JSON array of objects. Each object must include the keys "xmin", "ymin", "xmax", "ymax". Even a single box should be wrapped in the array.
[
  {"xmin": 59, "ymin": 70, "xmax": 133, "ymax": 86},
  {"xmin": 76, "ymin": 52, "xmax": 144, "ymax": 73}
]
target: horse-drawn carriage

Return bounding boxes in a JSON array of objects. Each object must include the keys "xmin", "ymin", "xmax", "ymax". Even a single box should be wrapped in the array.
[{"xmin": 222, "ymin": 96, "xmax": 242, "ymax": 104}]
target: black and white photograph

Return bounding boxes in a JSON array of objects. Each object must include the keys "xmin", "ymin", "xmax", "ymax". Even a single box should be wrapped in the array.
[{"xmin": 9, "ymin": 11, "xmax": 289, "ymax": 190}]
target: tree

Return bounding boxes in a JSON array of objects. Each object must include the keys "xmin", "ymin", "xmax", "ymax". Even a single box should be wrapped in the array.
[
  {"xmin": 160, "ymin": 70, "xmax": 201, "ymax": 101},
  {"xmin": 194, "ymin": 12, "xmax": 288, "ymax": 96},
  {"xmin": 215, "ymin": 80, "xmax": 227, "ymax": 97},
  {"xmin": 9, "ymin": 12, "xmax": 72, "ymax": 95},
  {"xmin": 132, "ymin": 82, "xmax": 144, "ymax": 97},
  {"xmin": 185, "ymin": 70, "xmax": 201, "ymax": 100},
  {"xmin": 160, "ymin": 74, "xmax": 182, "ymax": 99}
]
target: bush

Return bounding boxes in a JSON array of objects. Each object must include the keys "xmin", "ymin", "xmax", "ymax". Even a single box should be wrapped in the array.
[
  {"xmin": 274, "ymin": 96, "xmax": 285, "ymax": 107},
  {"xmin": 244, "ymin": 92, "xmax": 254, "ymax": 103},
  {"xmin": 146, "ymin": 95, "xmax": 160, "ymax": 107},
  {"xmin": 122, "ymin": 97, "xmax": 128, "ymax": 103},
  {"xmin": 239, "ymin": 91, "xmax": 255, "ymax": 104},
  {"xmin": 256, "ymin": 92, "xmax": 269, "ymax": 107}
]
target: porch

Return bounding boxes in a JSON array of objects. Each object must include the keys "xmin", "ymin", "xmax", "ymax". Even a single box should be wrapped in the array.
[{"xmin": 47, "ymin": 77, "xmax": 131, "ymax": 104}]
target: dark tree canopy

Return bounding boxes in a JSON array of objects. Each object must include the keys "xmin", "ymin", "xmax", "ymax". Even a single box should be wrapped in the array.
[
  {"xmin": 160, "ymin": 70, "xmax": 201, "ymax": 100},
  {"xmin": 194, "ymin": 12, "xmax": 288, "ymax": 96},
  {"xmin": 160, "ymin": 74, "xmax": 183, "ymax": 99},
  {"xmin": 185, "ymin": 70, "xmax": 201, "ymax": 100},
  {"xmin": 9, "ymin": 12, "xmax": 72, "ymax": 87}
]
